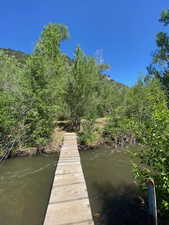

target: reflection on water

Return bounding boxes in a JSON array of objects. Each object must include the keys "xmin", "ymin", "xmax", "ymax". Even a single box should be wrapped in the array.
[
  {"xmin": 80, "ymin": 146, "xmax": 148, "ymax": 225},
  {"xmin": 0, "ymin": 154, "xmax": 58, "ymax": 225}
]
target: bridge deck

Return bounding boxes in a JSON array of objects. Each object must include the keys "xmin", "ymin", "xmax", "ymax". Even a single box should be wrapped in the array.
[{"xmin": 43, "ymin": 133, "xmax": 94, "ymax": 225}]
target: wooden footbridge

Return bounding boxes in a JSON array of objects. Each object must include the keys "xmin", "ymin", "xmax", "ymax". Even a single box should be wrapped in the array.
[{"xmin": 43, "ymin": 133, "xmax": 94, "ymax": 225}]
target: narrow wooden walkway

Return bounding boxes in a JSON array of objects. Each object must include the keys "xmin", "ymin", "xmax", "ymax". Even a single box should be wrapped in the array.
[{"xmin": 43, "ymin": 133, "xmax": 94, "ymax": 225}]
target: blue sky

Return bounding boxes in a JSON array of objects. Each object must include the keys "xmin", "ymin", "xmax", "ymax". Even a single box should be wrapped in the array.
[{"xmin": 0, "ymin": 0, "xmax": 168, "ymax": 86}]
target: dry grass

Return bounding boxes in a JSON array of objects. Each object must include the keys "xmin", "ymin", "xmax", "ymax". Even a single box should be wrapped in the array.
[
  {"xmin": 46, "ymin": 127, "xmax": 67, "ymax": 152},
  {"xmin": 46, "ymin": 117, "xmax": 109, "ymax": 151},
  {"xmin": 95, "ymin": 117, "xmax": 109, "ymax": 129}
]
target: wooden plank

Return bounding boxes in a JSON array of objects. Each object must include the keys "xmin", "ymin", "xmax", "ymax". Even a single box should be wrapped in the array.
[{"xmin": 43, "ymin": 133, "xmax": 94, "ymax": 225}]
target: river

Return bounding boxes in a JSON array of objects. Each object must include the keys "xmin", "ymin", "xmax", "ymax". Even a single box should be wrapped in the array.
[
  {"xmin": 80, "ymin": 146, "xmax": 148, "ymax": 225},
  {"xmin": 0, "ymin": 153, "xmax": 58, "ymax": 225},
  {"xmin": 0, "ymin": 146, "xmax": 148, "ymax": 225}
]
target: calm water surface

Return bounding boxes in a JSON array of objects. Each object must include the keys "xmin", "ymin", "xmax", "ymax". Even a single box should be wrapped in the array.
[
  {"xmin": 80, "ymin": 146, "xmax": 147, "ymax": 225},
  {"xmin": 0, "ymin": 146, "xmax": 148, "ymax": 225},
  {"xmin": 0, "ymin": 154, "xmax": 58, "ymax": 225}
]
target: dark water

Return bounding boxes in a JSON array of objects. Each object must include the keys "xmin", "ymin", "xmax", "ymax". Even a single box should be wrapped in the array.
[
  {"xmin": 0, "ymin": 154, "xmax": 58, "ymax": 225},
  {"xmin": 80, "ymin": 146, "xmax": 148, "ymax": 225}
]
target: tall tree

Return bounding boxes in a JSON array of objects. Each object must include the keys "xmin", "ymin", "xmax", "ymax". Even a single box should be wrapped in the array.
[
  {"xmin": 0, "ymin": 51, "xmax": 31, "ymax": 153},
  {"xmin": 35, "ymin": 23, "xmax": 69, "ymax": 58},
  {"xmin": 26, "ymin": 23, "xmax": 69, "ymax": 146},
  {"xmin": 64, "ymin": 47, "xmax": 99, "ymax": 131},
  {"xmin": 147, "ymin": 9, "xmax": 169, "ymax": 97}
]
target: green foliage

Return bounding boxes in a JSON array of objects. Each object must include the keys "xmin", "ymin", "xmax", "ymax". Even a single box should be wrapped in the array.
[
  {"xmin": 35, "ymin": 23, "xmax": 69, "ymax": 58},
  {"xmin": 0, "ymin": 51, "xmax": 31, "ymax": 152},
  {"xmin": 0, "ymin": 23, "xmax": 71, "ymax": 152},
  {"xmin": 133, "ymin": 102, "xmax": 169, "ymax": 213},
  {"xmin": 96, "ymin": 76, "xmax": 127, "ymax": 116},
  {"xmin": 103, "ymin": 73, "xmax": 169, "ymax": 213},
  {"xmin": 25, "ymin": 24, "xmax": 69, "ymax": 146},
  {"xmin": 131, "ymin": 8, "xmax": 169, "ymax": 216},
  {"xmin": 0, "ymin": 22, "xmax": 124, "ymax": 153},
  {"xmin": 0, "ymin": 48, "xmax": 29, "ymax": 63},
  {"xmin": 114, "ymin": 77, "xmax": 169, "ymax": 214},
  {"xmin": 64, "ymin": 46, "xmax": 100, "ymax": 131},
  {"xmin": 103, "ymin": 79, "xmax": 165, "ymax": 142},
  {"xmin": 147, "ymin": 8, "xmax": 169, "ymax": 99},
  {"xmin": 79, "ymin": 118, "xmax": 97, "ymax": 145},
  {"xmin": 104, "ymin": 117, "xmax": 138, "ymax": 141},
  {"xmin": 1, "ymin": 12, "xmax": 169, "ymax": 219},
  {"xmin": 159, "ymin": 9, "xmax": 169, "ymax": 26}
]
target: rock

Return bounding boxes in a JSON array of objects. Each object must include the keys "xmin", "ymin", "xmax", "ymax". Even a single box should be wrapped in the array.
[{"xmin": 15, "ymin": 147, "xmax": 38, "ymax": 157}]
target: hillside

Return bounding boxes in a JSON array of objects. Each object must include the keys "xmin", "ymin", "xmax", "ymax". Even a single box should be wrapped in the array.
[
  {"xmin": 0, "ymin": 48, "xmax": 127, "ymax": 89},
  {"xmin": 0, "ymin": 48, "xmax": 28, "ymax": 63}
]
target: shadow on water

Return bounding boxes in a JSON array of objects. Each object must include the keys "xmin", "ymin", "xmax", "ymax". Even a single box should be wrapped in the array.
[
  {"xmin": 92, "ymin": 182, "xmax": 148, "ymax": 225},
  {"xmin": 80, "ymin": 146, "xmax": 148, "ymax": 225}
]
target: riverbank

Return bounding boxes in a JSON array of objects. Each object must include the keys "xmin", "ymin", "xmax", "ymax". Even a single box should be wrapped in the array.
[
  {"xmin": 0, "ymin": 117, "xmax": 137, "ymax": 160},
  {"xmin": 0, "ymin": 126, "xmax": 65, "ymax": 160},
  {"xmin": 78, "ymin": 117, "xmax": 137, "ymax": 151}
]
